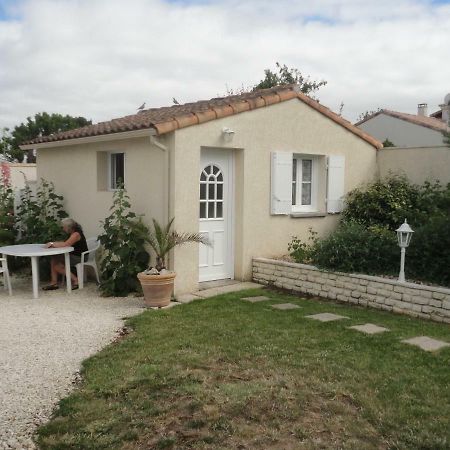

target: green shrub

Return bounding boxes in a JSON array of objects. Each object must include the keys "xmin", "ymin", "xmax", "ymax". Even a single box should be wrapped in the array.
[
  {"xmin": 13, "ymin": 179, "xmax": 68, "ymax": 278},
  {"xmin": 288, "ymin": 228, "xmax": 318, "ymax": 264},
  {"xmin": 312, "ymin": 222, "xmax": 398, "ymax": 275},
  {"xmin": 408, "ymin": 216, "xmax": 450, "ymax": 287},
  {"xmin": 341, "ymin": 175, "xmax": 450, "ymax": 231},
  {"xmin": 16, "ymin": 179, "xmax": 68, "ymax": 243},
  {"xmin": 98, "ymin": 187, "xmax": 150, "ymax": 296},
  {"xmin": 289, "ymin": 176, "xmax": 450, "ymax": 287}
]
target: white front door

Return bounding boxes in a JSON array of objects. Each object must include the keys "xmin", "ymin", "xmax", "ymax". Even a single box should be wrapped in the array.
[{"xmin": 199, "ymin": 148, "xmax": 233, "ymax": 282}]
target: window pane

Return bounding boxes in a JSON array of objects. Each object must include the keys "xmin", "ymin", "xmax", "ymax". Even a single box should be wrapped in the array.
[
  {"xmin": 216, "ymin": 202, "xmax": 223, "ymax": 218},
  {"xmin": 200, "ymin": 202, "xmax": 206, "ymax": 218},
  {"xmin": 217, "ymin": 173, "xmax": 223, "ymax": 182},
  {"xmin": 208, "ymin": 202, "xmax": 215, "ymax": 218},
  {"xmin": 302, "ymin": 183, "xmax": 311, "ymax": 205},
  {"xmin": 208, "ymin": 183, "xmax": 215, "ymax": 200},
  {"xmin": 206, "ymin": 165, "xmax": 212, "ymax": 175},
  {"xmin": 217, "ymin": 183, "xmax": 223, "ymax": 200},
  {"xmin": 200, "ymin": 183, "xmax": 206, "ymax": 200},
  {"xmin": 200, "ymin": 172, "xmax": 207, "ymax": 181},
  {"xmin": 111, "ymin": 153, "xmax": 125, "ymax": 189},
  {"xmin": 302, "ymin": 159, "xmax": 312, "ymax": 182},
  {"xmin": 213, "ymin": 165, "xmax": 219, "ymax": 175},
  {"xmin": 111, "ymin": 154, "xmax": 116, "ymax": 189}
]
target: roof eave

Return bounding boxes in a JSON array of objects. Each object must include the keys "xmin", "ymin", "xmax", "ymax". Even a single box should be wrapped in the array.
[{"xmin": 20, "ymin": 127, "xmax": 157, "ymax": 150}]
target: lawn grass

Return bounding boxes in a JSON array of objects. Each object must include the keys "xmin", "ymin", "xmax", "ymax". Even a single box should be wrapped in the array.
[{"xmin": 37, "ymin": 288, "xmax": 450, "ymax": 449}]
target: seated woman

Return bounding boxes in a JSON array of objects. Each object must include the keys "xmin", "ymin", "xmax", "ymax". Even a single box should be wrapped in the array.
[{"xmin": 42, "ymin": 218, "xmax": 88, "ymax": 290}]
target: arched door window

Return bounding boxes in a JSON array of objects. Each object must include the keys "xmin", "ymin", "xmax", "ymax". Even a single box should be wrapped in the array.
[{"xmin": 200, "ymin": 164, "xmax": 224, "ymax": 219}]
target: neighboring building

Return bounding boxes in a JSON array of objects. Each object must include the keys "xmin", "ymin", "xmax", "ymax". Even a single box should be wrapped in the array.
[
  {"xmin": 356, "ymin": 94, "xmax": 450, "ymax": 147},
  {"xmin": 21, "ymin": 85, "xmax": 381, "ymax": 295}
]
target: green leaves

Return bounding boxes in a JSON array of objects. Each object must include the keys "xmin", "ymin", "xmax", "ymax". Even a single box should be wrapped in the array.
[
  {"xmin": 252, "ymin": 62, "xmax": 327, "ymax": 99},
  {"xmin": 147, "ymin": 218, "xmax": 210, "ymax": 271},
  {"xmin": 342, "ymin": 175, "xmax": 449, "ymax": 231},
  {"xmin": 98, "ymin": 188, "xmax": 150, "ymax": 297},
  {"xmin": 288, "ymin": 228, "xmax": 318, "ymax": 264},
  {"xmin": 16, "ymin": 178, "xmax": 68, "ymax": 244},
  {"xmin": 292, "ymin": 176, "xmax": 450, "ymax": 287},
  {"xmin": 3, "ymin": 112, "xmax": 92, "ymax": 162}
]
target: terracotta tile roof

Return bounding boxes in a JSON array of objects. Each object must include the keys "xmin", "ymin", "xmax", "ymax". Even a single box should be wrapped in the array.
[
  {"xmin": 356, "ymin": 109, "xmax": 449, "ymax": 133},
  {"xmin": 24, "ymin": 85, "xmax": 382, "ymax": 149}
]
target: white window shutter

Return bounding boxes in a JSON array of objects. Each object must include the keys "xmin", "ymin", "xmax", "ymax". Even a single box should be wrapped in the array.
[
  {"xmin": 327, "ymin": 155, "xmax": 345, "ymax": 213},
  {"xmin": 271, "ymin": 152, "xmax": 292, "ymax": 215}
]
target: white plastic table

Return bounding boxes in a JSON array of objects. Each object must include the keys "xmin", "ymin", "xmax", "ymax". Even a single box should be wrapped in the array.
[{"xmin": 0, "ymin": 244, "xmax": 74, "ymax": 299}]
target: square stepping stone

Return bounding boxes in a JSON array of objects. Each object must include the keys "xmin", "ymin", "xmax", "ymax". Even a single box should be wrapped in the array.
[
  {"xmin": 241, "ymin": 296, "xmax": 270, "ymax": 303},
  {"xmin": 271, "ymin": 303, "xmax": 301, "ymax": 310},
  {"xmin": 349, "ymin": 323, "xmax": 389, "ymax": 334},
  {"xmin": 305, "ymin": 312, "xmax": 349, "ymax": 322},
  {"xmin": 401, "ymin": 336, "xmax": 450, "ymax": 352}
]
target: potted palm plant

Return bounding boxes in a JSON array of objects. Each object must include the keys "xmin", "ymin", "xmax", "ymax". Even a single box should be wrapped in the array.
[{"xmin": 138, "ymin": 218, "xmax": 209, "ymax": 307}]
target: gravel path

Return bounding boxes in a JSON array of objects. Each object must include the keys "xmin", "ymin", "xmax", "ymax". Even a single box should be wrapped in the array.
[{"xmin": 0, "ymin": 279, "xmax": 145, "ymax": 449}]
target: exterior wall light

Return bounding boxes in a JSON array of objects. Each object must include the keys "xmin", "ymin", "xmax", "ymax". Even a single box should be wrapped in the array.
[
  {"xmin": 396, "ymin": 219, "xmax": 414, "ymax": 283},
  {"xmin": 222, "ymin": 127, "xmax": 235, "ymax": 142}
]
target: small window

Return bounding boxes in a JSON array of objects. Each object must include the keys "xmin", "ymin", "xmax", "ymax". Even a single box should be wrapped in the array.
[
  {"xmin": 199, "ymin": 164, "xmax": 224, "ymax": 219},
  {"xmin": 292, "ymin": 156, "xmax": 317, "ymax": 212},
  {"xmin": 110, "ymin": 153, "xmax": 125, "ymax": 190}
]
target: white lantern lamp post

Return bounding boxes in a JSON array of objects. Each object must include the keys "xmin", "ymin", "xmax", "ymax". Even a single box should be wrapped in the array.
[{"xmin": 396, "ymin": 219, "xmax": 414, "ymax": 283}]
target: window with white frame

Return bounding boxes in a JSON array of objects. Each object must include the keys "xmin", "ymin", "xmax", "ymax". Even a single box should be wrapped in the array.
[
  {"xmin": 291, "ymin": 155, "xmax": 318, "ymax": 212},
  {"xmin": 109, "ymin": 152, "xmax": 125, "ymax": 190}
]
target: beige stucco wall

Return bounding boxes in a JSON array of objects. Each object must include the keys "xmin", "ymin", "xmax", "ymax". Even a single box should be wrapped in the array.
[
  {"xmin": 378, "ymin": 145, "xmax": 450, "ymax": 185},
  {"xmin": 36, "ymin": 136, "xmax": 168, "ymax": 238},
  {"xmin": 171, "ymin": 98, "xmax": 378, "ymax": 294},
  {"xmin": 358, "ymin": 114, "xmax": 445, "ymax": 147}
]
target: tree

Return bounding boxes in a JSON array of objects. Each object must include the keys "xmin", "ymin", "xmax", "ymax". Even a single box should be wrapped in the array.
[
  {"xmin": 382, "ymin": 138, "xmax": 395, "ymax": 147},
  {"xmin": 356, "ymin": 108, "xmax": 381, "ymax": 123},
  {"xmin": 253, "ymin": 62, "xmax": 327, "ymax": 98},
  {"xmin": 3, "ymin": 112, "xmax": 91, "ymax": 162},
  {"xmin": 226, "ymin": 62, "xmax": 327, "ymax": 99}
]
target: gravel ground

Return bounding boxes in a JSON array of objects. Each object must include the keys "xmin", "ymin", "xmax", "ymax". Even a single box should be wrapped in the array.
[{"xmin": 0, "ymin": 278, "xmax": 145, "ymax": 449}]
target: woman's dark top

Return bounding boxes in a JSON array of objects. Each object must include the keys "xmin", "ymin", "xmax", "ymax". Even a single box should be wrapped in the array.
[{"xmin": 71, "ymin": 227, "xmax": 88, "ymax": 256}]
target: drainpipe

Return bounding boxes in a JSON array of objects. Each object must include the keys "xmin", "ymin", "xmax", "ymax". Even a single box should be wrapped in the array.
[
  {"xmin": 149, "ymin": 134, "xmax": 170, "ymax": 224},
  {"xmin": 149, "ymin": 133, "xmax": 172, "ymax": 267}
]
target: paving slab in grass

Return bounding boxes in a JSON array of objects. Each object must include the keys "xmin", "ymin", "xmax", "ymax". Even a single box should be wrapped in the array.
[
  {"xmin": 401, "ymin": 336, "xmax": 450, "ymax": 352},
  {"xmin": 241, "ymin": 296, "xmax": 270, "ymax": 303},
  {"xmin": 349, "ymin": 323, "xmax": 389, "ymax": 335},
  {"xmin": 271, "ymin": 303, "xmax": 301, "ymax": 310},
  {"xmin": 305, "ymin": 312, "xmax": 349, "ymax": 322}
]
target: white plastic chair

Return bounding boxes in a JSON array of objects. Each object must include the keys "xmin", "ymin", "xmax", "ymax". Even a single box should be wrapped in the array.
[
  {"xmin": 0, "ymin": 257, "xmax": 12, "ymax": 296},
  {"xmin": 76, "ymin": 237, "xmax": 100, "ymax": 289}
]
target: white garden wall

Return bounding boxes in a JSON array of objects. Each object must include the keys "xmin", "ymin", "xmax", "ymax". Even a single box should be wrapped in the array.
[{"xmin": 253, "ymin": 258, "xmax": 450, "ymax": 324}]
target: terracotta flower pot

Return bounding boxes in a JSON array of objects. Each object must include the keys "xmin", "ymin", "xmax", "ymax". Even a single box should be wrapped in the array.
[{"xmin": 137, "ymin": 271, "xmax": 176, "ymax": 308}]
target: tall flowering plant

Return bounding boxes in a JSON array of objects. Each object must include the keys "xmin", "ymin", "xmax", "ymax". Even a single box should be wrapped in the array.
[{"xmin": 0, "ymin": 162, "xmax": 14, "ymax": 245}]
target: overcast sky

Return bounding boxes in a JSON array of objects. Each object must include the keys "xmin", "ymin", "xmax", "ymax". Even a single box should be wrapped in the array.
[{"xmin": 0, "ymin": 0, "xmax": 449, "ymax": 131}]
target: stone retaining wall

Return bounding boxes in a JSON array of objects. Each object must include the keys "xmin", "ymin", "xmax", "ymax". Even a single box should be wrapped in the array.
[{"xmin": 253, "ymin": 258, "xmax": 450, "ymax": 324}]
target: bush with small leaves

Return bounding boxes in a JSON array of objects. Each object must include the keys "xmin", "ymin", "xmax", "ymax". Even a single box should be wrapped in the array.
[
  {"xmin": 288, "ymin": 228, "xmax": 318, "ymax": 264},
  {"xmin": 312, "ymin": 222, "xmax": 398, "ymax": 275}
]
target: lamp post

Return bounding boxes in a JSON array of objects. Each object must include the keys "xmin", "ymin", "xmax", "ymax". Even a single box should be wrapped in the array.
[{"xmin": 396, "ymin": 219, "xmax": 414, "ymax": 283}]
